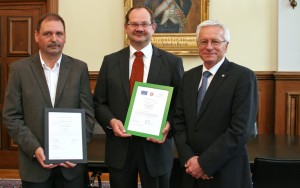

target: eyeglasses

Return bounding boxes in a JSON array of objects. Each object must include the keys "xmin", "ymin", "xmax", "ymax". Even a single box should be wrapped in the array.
[
  {"xmin": 197, "ymin": 40, "xmax": 227, "ymax": 48},
  {"xmin": 127, "ymin": 23, "xmax": 152, "ymax": 28}
]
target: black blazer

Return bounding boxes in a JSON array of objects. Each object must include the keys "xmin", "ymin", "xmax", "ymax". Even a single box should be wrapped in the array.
[
  {"xmin": 173, "ymin": 58, "xmax": 258, "ymax": 188},
  {"xmin": 93, "ymin": 45, "xmax": 184, "ymax": 177}
]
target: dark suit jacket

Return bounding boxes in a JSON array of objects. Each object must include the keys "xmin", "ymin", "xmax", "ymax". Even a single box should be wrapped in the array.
[
  {"xmin": 93, "ymin": 45, "xmax": 184, "ymax": 177},
  {"xmin": 173, "ymin": 58, "xmax": 258, "ymax": 188},
  {"xmin": 3, "ymin": 53, "xmax": 95, "ymax": 182}
]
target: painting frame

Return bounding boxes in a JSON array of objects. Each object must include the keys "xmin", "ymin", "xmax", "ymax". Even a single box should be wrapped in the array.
[{"xmin": 124, "ymin": 0, "xmax": 209, "ymax": 56}]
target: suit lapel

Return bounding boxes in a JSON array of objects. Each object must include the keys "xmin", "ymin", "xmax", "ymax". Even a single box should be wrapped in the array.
[
  {"xmin": 119, "ymin": 48, "xmax": 131, "ymax": 101},
  {"xmin": 147, "ymin": 46, "xmax": 162, "ymax": 83},
  {"xmin": 197, "ymin": 59, "xmax": 230, "ymax": 120},
  {"xmin": 54, "ymin": 54, "xmax": 71, "ymax": 107},
  {"xmin": 29, "ymin": 53, "xmax": 53, "ymax": 107}
]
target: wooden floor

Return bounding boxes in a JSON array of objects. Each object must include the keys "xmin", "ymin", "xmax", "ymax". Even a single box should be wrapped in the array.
[
  {"xmin": 0, "ymin": 169, "xmax": 20, "ymax": 179},
  {"xmin": 0, "ymin": 169, "xmax": 109, "ymax": 181}
]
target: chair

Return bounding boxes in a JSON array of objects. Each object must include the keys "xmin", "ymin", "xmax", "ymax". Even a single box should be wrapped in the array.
[{"xmin": 252, "ymin": 157, "xmax": 300, "ymax": 188}]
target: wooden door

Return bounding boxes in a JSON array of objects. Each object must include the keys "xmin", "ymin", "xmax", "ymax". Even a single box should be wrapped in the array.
[{"xmin": 0, "ymin": 0, "xmax": 58, "ymax": 169}]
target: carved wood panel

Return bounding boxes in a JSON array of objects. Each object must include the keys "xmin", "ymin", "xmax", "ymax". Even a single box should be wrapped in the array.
[
  {"xmin": 286, "ymin": 92, "xmax": 300, "ymax": 135},
  {"xmin": 256, "ymin": 72, "xmax": 275, "ymax": 134},
  {"xmin": 8, "ymin": 16, "xmax": 32, "ymax": 56},
  {"xmin": 274, "ymin": 73, "xmax": 300, "ymax": 135}
]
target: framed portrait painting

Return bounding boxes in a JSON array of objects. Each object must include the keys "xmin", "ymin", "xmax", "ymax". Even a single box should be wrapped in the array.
[{"xmin": 124, "ymin": 0, "xmax": 209, "ymax": 56}]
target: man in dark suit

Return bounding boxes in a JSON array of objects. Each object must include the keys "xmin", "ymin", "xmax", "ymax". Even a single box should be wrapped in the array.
[
  {"xmin": 3, "ymin": 13, "xmax": 95, "ymax": 188},
  {"xmin": 173, "ymin": 20, "xmax": 258, "ymax": 188},
  {"xmin": 93, "ymin": 6, "xmax": 184, "ymax": 188}
]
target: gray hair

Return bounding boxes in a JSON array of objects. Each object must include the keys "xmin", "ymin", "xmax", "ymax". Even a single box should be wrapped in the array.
[{"xmin": 195, "ymin": 20, "xmax": 230, "ymax": 42}]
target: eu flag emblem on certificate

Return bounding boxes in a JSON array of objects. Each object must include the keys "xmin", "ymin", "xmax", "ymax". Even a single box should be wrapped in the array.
[{"xmin": 141, "ymin": 90, "xmax": 148, "ymax": 95}]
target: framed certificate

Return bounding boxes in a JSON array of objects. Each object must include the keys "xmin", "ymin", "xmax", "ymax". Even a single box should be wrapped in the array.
[
  {"xmin": 44, "ymin": 108, "xmax": 87, "ymax": 164},
  {"xmin": 124, "ymin": 82, "xmax": 173, "ymax": 141}
]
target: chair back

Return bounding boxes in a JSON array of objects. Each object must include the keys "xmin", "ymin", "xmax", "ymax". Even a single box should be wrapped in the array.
[{"xmin": 252, "ymin": 157, "xmax": 300, "ymax": 188}]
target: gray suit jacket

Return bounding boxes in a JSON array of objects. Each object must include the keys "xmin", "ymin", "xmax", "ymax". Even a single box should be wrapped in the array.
[
  {"xmin": 93, "ymin": 46, "xmax": 184, "ymax": 177},
  {"xmin": 3, "ymin": 53, "xmax": 95, "ymax": 182},
  {"xmin": 173, "ymin": 58, "xmax": 258, "ymax": 188}
]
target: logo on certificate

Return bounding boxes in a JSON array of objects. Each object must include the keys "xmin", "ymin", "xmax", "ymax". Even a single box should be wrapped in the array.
[{"xmin": 141, "ymin": 90, "xmax": 148, "ymax": 95}]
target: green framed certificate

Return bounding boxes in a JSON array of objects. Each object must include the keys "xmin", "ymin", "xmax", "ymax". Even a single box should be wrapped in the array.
[{"xmin": 124, "ymin": 82, "xmax": 173, "ymax": 141}]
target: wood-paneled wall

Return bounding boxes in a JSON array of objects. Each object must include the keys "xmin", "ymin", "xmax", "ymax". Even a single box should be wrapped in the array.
[
  {"xmin": 256, "ymin": 72, "xmax": 275, "ymax": 134},
  {"xmin": 274, "ymin": 72, "xmax": 300, "ymax": 135},
  {"xmin": 90, "ymin": 71, "xmax": 300, "ymax": 135}
]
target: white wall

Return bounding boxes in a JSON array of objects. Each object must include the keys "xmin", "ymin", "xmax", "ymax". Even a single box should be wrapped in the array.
[
  {"xmin": 59, "ymin": 0, "xmax": 278, "ymax": 72},
  {"xmin": 278, "ymin": 0, "xmax": 300, "ymax": 71}
]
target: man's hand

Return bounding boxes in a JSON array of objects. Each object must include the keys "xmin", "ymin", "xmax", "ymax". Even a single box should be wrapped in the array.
[
  {"xmin": 59, "ymin": 161, "xmax": 77, "ymax": 168},
  {"xmin": 110, "ymin": 118, "xmax": 131, "ymax": 137},
  {"xmin": 35, "ymin": 147, "xmax": 58, "ymax": 169},
  {"xmin": 185, "ymin": 156, "xmax": 213, "ymax": 180},
  {"xmin": 147, "ymin": 121, "xmax": 170, "ymax": 144}
]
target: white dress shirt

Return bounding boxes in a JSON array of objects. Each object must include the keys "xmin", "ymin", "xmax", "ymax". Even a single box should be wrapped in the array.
[
  {"xmin": 129, "ymin": 43, "xmax": 153, "ymax": 82},
  {"xmin": 39, "ymin": 52, "xmax": 62, "ymax": 106},
  {"xmin": 199, "ymin": 57, "xmax": 225, "ymax": 89}
]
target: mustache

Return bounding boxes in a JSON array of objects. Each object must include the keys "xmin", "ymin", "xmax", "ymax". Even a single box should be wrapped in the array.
[
  {"xmin": 47, "ymin": 42, "xmax": 61, "ymax": 47},
  {"xmin": 134, "ymin": 30, "xmax": 144, "ymax": 34}
]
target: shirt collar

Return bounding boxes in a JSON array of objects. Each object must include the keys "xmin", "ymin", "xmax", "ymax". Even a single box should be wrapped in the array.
[
  {"xmin": 203, "ymin": 57, "xmax": 225, "ymax": 75},
  {"xmin": 129, "ymin": 43, "xmax": 152, "ymax": 58},
  {"xmin": 39, "ymin": 51, "xmax": 62, "ymax": 69}
]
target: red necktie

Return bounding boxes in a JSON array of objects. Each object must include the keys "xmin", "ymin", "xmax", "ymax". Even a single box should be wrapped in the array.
[{"xmin": 130, "ymin": 51, "xmax": 144, "ymax": 95}]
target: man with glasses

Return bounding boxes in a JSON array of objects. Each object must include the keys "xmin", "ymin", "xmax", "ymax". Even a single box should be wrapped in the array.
[
  {"xmin": 173, "ymin": 20, "xmax": 258, "ymax": 188},
  {"xmin": 93, "ymin": 6, "xmax": 184, "ymax": 188}
]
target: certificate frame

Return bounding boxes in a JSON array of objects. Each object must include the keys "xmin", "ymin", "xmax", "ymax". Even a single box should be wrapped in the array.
[
  {"xmin": 44, "ymin": 108, "xmax": 87, "ymax": 164},
  {"xmin": 124, "ymin": 82, "xmax": 173, "ymax": 141}
]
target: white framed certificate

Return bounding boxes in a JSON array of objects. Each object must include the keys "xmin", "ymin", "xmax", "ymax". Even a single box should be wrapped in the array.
[
  {"xmin": 44, "ymin": 108, "xmax": 87, "ymax": 164},
  {"xmin": 124, "ymin": 82, "xmax": 173, "ymax": 141}
]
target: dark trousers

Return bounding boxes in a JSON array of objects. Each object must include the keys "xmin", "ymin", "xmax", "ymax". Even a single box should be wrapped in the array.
[
  {"xmin": 109, "ymin": 138, "xmax": 171, "ymax": 188},
  {"xmin": 22, "ymin": 167, "xmax": 84, "ymax": 188}
]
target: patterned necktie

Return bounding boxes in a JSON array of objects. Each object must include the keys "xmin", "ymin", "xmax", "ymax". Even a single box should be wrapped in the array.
[
  {"xmin": 129, "ymin": 51, "xmax": 144, "ymax": 95},
  {"xmin": 197, "ymin": 71, "xmax": 212, "ymax": 114}
]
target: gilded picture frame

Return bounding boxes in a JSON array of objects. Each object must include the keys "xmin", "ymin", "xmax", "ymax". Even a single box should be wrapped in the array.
[{"xmin": 124, "ymin": 0, "xmax": 209, "ymax": 56}]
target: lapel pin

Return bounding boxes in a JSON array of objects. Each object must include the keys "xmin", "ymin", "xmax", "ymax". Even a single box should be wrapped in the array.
[{"xmin": 222, "ymin": 74, "xmax": 225, "ymax": 77}]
